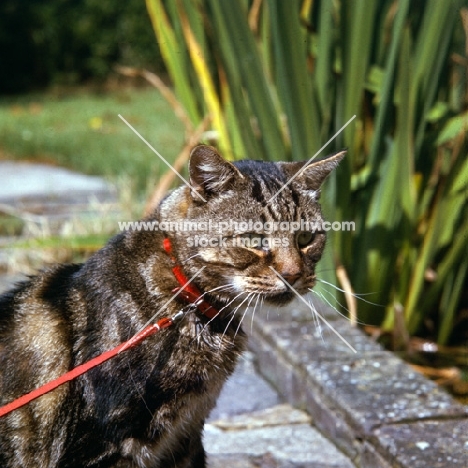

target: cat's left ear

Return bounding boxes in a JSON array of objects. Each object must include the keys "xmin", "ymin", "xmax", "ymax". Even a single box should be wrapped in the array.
[
  {"xmin": 280, "ymin": 150, "xmax": 346, "ymax": 194},
  {"xmin": 189, "ymin": 145, "xmax": 244, "ymax": 201}
]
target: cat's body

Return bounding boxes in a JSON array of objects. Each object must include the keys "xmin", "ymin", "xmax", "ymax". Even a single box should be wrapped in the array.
[{"xmin": 0, "ymin": 145, "xmax": 344, "ymax": 467}]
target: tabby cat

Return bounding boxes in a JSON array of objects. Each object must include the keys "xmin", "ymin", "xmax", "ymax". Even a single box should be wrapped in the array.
[{"xmin": 0, "ymin": 145, "xmax": 344, "ymax": 467}]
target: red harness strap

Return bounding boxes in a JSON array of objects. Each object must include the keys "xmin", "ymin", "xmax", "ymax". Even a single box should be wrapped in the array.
[
  {"xmin": 0, "ymin": 237, "xmax": 218, "ymax": 418},
  {"xmin": 163, "ymin": 237, "xmax": 218, "ymax": 319}
]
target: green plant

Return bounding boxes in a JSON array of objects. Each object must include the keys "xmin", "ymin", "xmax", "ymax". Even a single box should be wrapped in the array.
[
  {"xmin": 0, "ymin": 0, "xmax": 163, "ymax": 92},
  {"xmin": 146, "ymin": 0, "xmax": 468, "ymax": 345},
  {"xmin": 0, "ymin": 88, "xmax": 185, "ymax": 192}
]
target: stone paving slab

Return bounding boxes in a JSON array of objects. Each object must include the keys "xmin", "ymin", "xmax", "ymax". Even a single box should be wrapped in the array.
[
  {"xmin": 252, "ymin": 297, "xmax": 342, "ymax": 323},
  {"xmin": 0, "ymin": 161, "xmax": 118, "ymax": 235},
  {"xmin": 301, "ymin": 357, "xmax": 467, "ymax": 465},
  {"xmin": 206, "ymin": 415, "xmax": 355, "ymax": 467},
  {"xmin": 249, "ymin": 297, "xmax": 468, "ymax": 468},
  {"xmin": 305, "ymin": 355, "xmax": 467, "ymax": 431},
  {"xmin": 208, "ymin": 351, "xmax": 280, "ymax": 421},
  {"xmin": 372, "ymin": 419, "xmax": 468, "ymax": 467},
  {"xmin": 209, "ymin": 403, "xmax": 311, "ymax": 431},
  {"xmin": 206, "ymin": 353, "xmax": 355, "ymax": 466},
  {"xmin": 0, "ymin": 161, "xmax": 113, "ymax": 201},
  {"xmin": 255, "ymin": 317, "xmax": 385, "ymax": 364}
]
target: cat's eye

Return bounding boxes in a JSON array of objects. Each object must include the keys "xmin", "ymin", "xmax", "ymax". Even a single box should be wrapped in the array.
[
  {"xmin": 297, "ymin": 231, "xmax": 316, "ymax": 248},
  {"xmin": 238, "ymin": 233, "xmax": 265, "ymax": 249}
]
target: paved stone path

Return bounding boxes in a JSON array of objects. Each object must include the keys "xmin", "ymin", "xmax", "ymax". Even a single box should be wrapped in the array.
[
  {"xmin": 0, "ymin": 161, "xmax": 111, "ymax": 200},
  {"xmin": 0, "ymin": 161, "xmax": 118, "ymax": 236},
  {"xmin": 249, "ymin": 301, "xmax": 468, "ymax": 467},
  {"xmin": 206, "ymin": 351, "xmax": 354, "ymax": 467},
  {"xmin": 0, "ymin": 161, "xmax": 120, "ymax": 272}
]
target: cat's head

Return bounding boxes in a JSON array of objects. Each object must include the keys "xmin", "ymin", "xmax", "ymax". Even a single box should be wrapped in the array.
[{"xmin": 159, "ymin": 145, "xmax": 345, "ymax": 307}]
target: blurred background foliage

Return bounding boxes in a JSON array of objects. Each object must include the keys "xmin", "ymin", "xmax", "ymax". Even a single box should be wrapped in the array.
[
  {"xmin": 146, "ymin": 0, "xmax": 468, "ymax": 347},
  {"xmin": 0, "ymin": 0, "xmax": 163, "ymax": 93}
]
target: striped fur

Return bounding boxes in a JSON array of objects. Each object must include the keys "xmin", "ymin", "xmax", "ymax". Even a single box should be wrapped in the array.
[{"xmin": 0, "ymin": 145, "xmax": 343, "ymax": 467}]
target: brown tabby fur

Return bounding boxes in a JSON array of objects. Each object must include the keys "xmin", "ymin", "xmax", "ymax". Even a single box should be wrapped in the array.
[{"xmin": 0, "ymin": 145, "xmax": 344, "ymax": 467}]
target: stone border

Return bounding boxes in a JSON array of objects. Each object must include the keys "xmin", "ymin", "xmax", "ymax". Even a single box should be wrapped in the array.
[{"xmin": 248, "ymin": 298, "xmax": 468, "ymax": 467}]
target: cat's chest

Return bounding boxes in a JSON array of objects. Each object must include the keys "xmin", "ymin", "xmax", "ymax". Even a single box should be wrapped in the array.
[
  {"xmin": 150, "ymin": 316, "xmax": 246, "ymax": 392},
  {"xmin": 107, "ymin": 314, "xmax": 246, "ymax": 413},
  {"xmin": 114, "ymin": 319, "xmax": 246, "ymax": 464},
  {"xmin": 119, "ymin": 389, "xmax": 214, "ymax": 465}
]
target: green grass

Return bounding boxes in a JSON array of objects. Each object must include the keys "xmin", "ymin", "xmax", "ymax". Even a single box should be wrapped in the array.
[
  {"xmin": 0, "ymin": 87, "xmax": 186, "ymax": 193},
  {"xmin": 0, "ymin": 86, "xmax": 187, "ymax": 268}
]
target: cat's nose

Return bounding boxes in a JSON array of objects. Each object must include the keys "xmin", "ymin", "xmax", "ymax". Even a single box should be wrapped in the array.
[{"xmin": 281, "ymin": 272, "xmax": 301, "ymax": 286}]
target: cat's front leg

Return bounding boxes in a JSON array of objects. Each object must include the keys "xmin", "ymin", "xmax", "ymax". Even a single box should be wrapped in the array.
[
  {"xmin": 182, "ymin": 432, "xmax": 206, "ymax": 468},
  {"xmin": 119, "ymin": 430, "xmax": 205, "ymax": 468}
]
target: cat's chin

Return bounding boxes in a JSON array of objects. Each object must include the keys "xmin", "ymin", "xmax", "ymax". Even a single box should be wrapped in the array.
[{"xmin": 263, "ymin": 291, "xmax": 296, "ymax": 305}]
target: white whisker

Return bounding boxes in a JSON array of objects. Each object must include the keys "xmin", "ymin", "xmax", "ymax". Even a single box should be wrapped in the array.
[
  {"xmin": 219, "ymin": 292, "xmax": 253, "ymax": 348},
  {"xmin": 305, "ymin": 294, "xmax": 325, "ymax": 343},
  {"xmin": 218, "ymin": 291, "xmax": 246, "ymax": 315},
  {"xmin": 181, "ymin": 253, "xmax": 205, "ymax": 264},
  {"xmin": 234, "ymin": 292, "xmax": 257, "ymax": 339},
  {"xmin": 315, "ymin": 287, "xmax": 352, "ymax": 316},
  {"xmin": 249, "ymin": 293, "xmax": 262, "ymax": 333},
  {"xmin": 311, "ymin": 288, "xmax": 368, "ymax": 326},
  {"xmin": 201, "ymin": 284, "xmax": 234, "ymax": 297},
  {"xmin": 316, "ymin": 278, "xmax": 383, "ymax": 307},
  {"xmin": 192, "ymin": 290, "xmax": 245, "ymax": 344}
]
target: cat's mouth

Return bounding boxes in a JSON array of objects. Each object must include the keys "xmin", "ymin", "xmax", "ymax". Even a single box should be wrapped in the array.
[{"xmin": 229, "ymin": 279, "xmax": 314, "ymax": 306}]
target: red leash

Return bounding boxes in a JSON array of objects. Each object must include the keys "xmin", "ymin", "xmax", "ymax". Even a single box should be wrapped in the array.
[
  {"xmin": 0, "ymin": 317, "xmax": 175, "ymax": 418},
  {"xmin": 0, "ymin": 237, "xmax": 218, "ymax": 418}
]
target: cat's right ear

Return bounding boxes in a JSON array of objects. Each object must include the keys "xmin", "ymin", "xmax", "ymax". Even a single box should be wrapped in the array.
[
  {"xmin": 189, "ymin": 145, "xmax": 244, "ymax": 201},
  {"xmin": 279, "ymin": 150, "xmax": 346, "ymax": 195}
]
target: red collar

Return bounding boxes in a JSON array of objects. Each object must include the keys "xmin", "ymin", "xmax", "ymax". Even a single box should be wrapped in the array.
[
  {"xmin": 0, "ymin": 238, "xmax": 217, "ymax": 419},
  {"xmin": 163, "ymin": 238, "xmax": 219, "ymax": 320}
]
